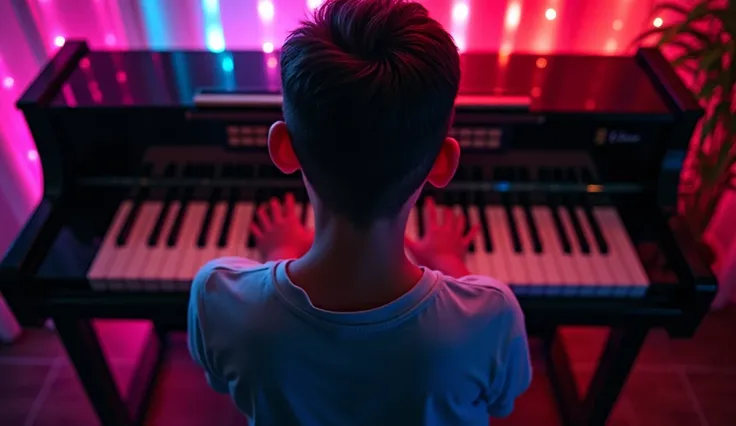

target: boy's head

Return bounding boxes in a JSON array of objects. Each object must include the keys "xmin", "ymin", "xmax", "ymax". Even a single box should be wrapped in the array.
[{"xmin": 269, "ymin": 0, "xmax": 461, "ymax": 228}]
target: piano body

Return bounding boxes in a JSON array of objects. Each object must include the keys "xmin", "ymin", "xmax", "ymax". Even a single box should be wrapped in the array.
[{"xmin": 0, "ymin": 41, "xmax": 717, "ymax": 426}]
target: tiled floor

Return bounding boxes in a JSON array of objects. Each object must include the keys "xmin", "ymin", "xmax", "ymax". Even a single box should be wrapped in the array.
[{"xmin": 1, "ymin": 306, "xmax": 735, "ymax": 426}]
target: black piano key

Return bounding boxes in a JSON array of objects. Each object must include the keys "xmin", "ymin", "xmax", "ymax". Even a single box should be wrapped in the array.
[
  {"xmin": 581, "ymin": 167, "xmax": 596, "ymax": 184},
  {"xmin": 167, "ymin": 188, "xmax": 193, "ymax": 247},
  {"xmin": 147, "ymin": 201, "xmax": 170, "ymax": 247},
  {"xmin": 116, "ymin": 200, "xmax": 142, "ymax": 246},
  {"xmin": 479, "ymin": 203, "xmax": 493, "ymax": 252},
  {"xmin": 197, "ymin": 188, "xmax": 222, "ymax": 248},
  {"xmin": 516, "ymin": 166, "xmax": 530, "ymax": 182},
  {"xmin": 503, "ymin": 200, "xmax": 523, "ymax": 253},
  {"xmin": 217, "ymin": 196, "xmax": 237, "ymax": 248},
  {"xmin": 537, "ymin": 167, "xmax": 552, "ymax": 182},
  {"xmin": 566, "ymin": 205, "xmax": 591, "ymax": 254},
  {"xmin": 583, "ymin": 205, "xmax": 609, "ymax": 254},
  {"xmin": 146, "ymin": 165, "xmax": 179, "ymax": 247},
  {"xmin": 551, "ymin": 207, "xmax": 572, "ymax": 254},
  {"xmin": 460, "ymin": 200, "xmax": 474, "ymax": 252},
  {"xmin": 523, "ymin": 204, "xmax": 543, "ymax": 253}
]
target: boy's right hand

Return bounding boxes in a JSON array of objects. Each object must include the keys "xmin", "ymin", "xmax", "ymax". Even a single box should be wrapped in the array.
[{"xmin": 405, "ymin": 198, "xmax": 478, "ymax": 277}]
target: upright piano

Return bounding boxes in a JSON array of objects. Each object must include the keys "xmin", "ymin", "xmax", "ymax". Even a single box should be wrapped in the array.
[{"xmin": 0, "ymin": 41, "xmax": 717, "ymax": 426}]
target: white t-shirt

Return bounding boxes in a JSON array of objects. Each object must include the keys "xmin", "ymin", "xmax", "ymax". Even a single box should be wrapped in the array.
[{"xmin": 188, "ymin": 256, "xmax": 532, "ymax": 426}]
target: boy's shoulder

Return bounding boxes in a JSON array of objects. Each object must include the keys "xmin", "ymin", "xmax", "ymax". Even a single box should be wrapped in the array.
[
  {"xmin": 190, "ymin": 256, "xmax": 275, "ymax": 304},
  {"xmin": 441, "ymin": 273, "xmax": 522, "ymax": 312},
  {"xmin": 434, "ymin": 272, "xmax": 526, "ymax": 336}
]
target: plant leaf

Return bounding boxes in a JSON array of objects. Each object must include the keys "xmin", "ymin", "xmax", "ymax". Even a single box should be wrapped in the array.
[
  {"xmin": 697, "ymin": 44, "xmax": 726, "ymax": 71},
  {"xmin": 630, "ymin": 26, "xmax": 671, "ymax": 46},
  {"xmin": 710, "ymin": 9, "xmax": 736, "ymax": 35},
  {"xmin": 698, "ymin": 79, "xmax": 718, "ymax": 98}
]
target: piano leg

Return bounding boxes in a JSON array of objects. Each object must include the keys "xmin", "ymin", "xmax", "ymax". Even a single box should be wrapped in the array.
[
  {"xmin": 544, "ymin": 326, "xmax": 648, "ymax": 426},
  {"xmin": 54, "ymin": 317, "xmax": 166, "ymax": 426}
]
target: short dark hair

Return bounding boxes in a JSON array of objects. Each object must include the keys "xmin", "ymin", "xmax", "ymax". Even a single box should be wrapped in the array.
[{"xmin": 280, "ymin": 0, "xmax": 460, "ymax": 228}]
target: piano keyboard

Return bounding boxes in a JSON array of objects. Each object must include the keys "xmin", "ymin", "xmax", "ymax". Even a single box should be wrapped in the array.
[{"xmin": 87, "ymin": 200, "xmax": 650, "ymax": 297}]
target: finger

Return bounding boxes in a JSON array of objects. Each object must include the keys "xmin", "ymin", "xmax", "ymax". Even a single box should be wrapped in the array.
[
  {"xmin": 425, "ymin": 198, "xmax": 438, "ymax": 229},
  {"xmin": 455, "ymin": 210, "xmax": 466, "ymax": 234},
  {"xmin": 269, "ymin": 197, "xmax": 282, "ymax": 222},
  {"xmin": 250, "ymin": 222, "xmax": 264, "ymax": 241},
  {"xmin": 257, "ymin": 205, "xmax": 272, "ymax": 229},
  {"xmin": 443, "ymin": 207, "xmax": 453, "ymax": 229},
  {"xmin": 284, "ymin": 193, "xmax": 296, "ymax": 219},
  {"xmin": 461, "ymin": 223, "xmax": 480, "ymax": 247}
]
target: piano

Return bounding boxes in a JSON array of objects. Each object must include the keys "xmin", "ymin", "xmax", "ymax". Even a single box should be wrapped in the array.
[{"xmin": 0, "ymin": 41, "xmax": 717, "ymax": 426}]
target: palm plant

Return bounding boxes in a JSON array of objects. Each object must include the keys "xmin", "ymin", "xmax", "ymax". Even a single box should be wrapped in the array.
[{"xmin": 633, "ymin": 0, "xmax": 736, "ymax": 242}]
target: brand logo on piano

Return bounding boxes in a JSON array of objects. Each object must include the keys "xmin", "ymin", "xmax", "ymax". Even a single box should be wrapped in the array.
[{"xmin": 594, "ymin": 128, "xmax": 641, "ymax": 145}]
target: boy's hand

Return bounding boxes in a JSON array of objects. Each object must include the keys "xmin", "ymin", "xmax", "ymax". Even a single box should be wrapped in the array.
[
  {"xmin": 405, "ymin": 198, "xmax": 477, "ymax": 277},
  {"xmin": 251, "ymin": 193, "xmax": 313, "ymax": 261}
]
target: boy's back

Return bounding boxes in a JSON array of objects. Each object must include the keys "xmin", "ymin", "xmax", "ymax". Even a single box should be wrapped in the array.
[
  {"xmin": 189, "ymin": 257, "xmax": 531, "ymax": 426},
  {"xmin": 188, "ymin": 0, "xmax": 532, "ymax": 423}
]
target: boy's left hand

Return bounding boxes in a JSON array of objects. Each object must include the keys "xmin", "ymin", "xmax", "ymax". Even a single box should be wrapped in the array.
[{"xmin": 251, "ymin": 193, "xmax": 314, "ymax": 261}]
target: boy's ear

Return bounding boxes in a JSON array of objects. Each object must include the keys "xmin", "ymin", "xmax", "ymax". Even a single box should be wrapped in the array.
[
  {"xmin": 427, "ymin": 137, "xmax": 460, "ymax": 188},
  {"xmin": 268, "ymin": 121, "xmax": 300, "ymax": 174}
]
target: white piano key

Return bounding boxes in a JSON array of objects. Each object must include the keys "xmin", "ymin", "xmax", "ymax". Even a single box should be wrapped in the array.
[
  {"xmin": 105, "ymin": 202, "xmax": 160, "ymax": 290},
  {"xmin": 227, "ymin": 202, "xmax": 255, "ymax": 258},
  {"xmin": 156, "ymin": 203, "xmax": 195, "ymax": 289},
  {"xmin": 189, "ymin": 201, "xmax": 228, "ymax": 279},
  {"xmin": 87, "ymin": 200, "xmax": 134, "ymax": 291},
  {"xmin": 119, "ymin": 202, "xmax": 163, "ymax": 291},
  {"xmin": 530, "ymin": 207, "xmax": 564, "ymax": 294},
  {"xmin": 586, "ymin": 208, "xmax": 633, "ymax": 298},
  {"xmin": 537, "ymin": 207, "xmax": 582, "ymax": 296},
  {"xmin": 174, "ymin": 202, "xmax": 209, "ymax": 287},
  {"xmin": 139, "ymin": 201, "xmax": 181, "ymax": 292},
  {"xmin": 513, "ymin": 206, "xmax": 546, "ymax": 294},
  {"xmin": 558, "ymin": 207, "xmax": 599, "ymax": 297},
  {"xmin": 467, "ymin": 206, "xmax": 489, "ymax": 276},
  {"xmin": 595, "ymin": 207, "xmax": 650, "ymax": 297},
  {"xmin": 576, "ymin": 207, "xmax": 617, "ymax": 297},
  {"xmin": 486, "ymin": 207, "xmax": 522, "ymax": 291},
  {"xmin": 481, "ymin": 208, "xmax": 509, "ymax": 282}
]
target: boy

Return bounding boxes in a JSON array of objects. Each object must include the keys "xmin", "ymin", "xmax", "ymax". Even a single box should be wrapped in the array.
[{"xmin": 188, "ymin": 0, "xmax": 532, "ymax": 424}]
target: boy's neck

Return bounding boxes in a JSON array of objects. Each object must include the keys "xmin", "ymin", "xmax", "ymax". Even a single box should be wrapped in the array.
[{"xmin": 288, "ymin": 212, "xmax": 423, "ymax": 312}]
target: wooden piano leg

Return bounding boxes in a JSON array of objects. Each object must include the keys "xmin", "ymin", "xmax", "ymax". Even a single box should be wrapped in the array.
[
  {"xmin": 545, "ymin": 326, "xmax": 648, "ymax": 426},
  {"xmin": 54, "ymin": 317, "xmax": 166, "ymax": 426}
]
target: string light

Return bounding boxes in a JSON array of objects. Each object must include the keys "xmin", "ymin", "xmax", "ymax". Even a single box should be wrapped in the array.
[
  {"xmin": 307, "ymin": 0, "xmax": 323, "ymax": 10},
  {"xmin": 105, "ymin": 34, "xmax": 117, "ymax": 46},
  {"xmin": 545, "ymin": 8, "xmax": 556, "ymax": 21},
  {"xmin": 262, "ymin": 42, "xmax": 274, "ymax": 53},
  {"xmin": 258, "ymin": 1, "xmax": 275, "ymax": 21},
  {"xmin": 2, "ymin": 76, "xmax": 13, "ymax": 89},
  {"xmin": 27, "ymin": 150, "xmax": 39, "ymax": 161},
  {"xmin": 452, "ymin": 3, "xmax": 469, "ymax": 22},
  {"xmin": 612, "ymin": 19, "xmax": 623, "ymax": 31},
  {"xmin": 54, "ymin": 36, "xmax": 65, "ymax": 47},
  {"xmin": 653, "ymin": 17, "xmax": 663, "ymax": 27},
  {"xmin": 505, "ymin": 2, "xmax": 521, "ymax": 29}
]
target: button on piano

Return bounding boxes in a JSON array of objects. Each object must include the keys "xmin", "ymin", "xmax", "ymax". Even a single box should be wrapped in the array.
[{"xmin": 0, "ymin": 41, "xmax": 717, "ymax": 426}]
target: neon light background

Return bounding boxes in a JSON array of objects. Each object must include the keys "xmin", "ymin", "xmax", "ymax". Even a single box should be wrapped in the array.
[{"xmin": 0, "ymin": 0, "xmax": 688, "ymax": 253}]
